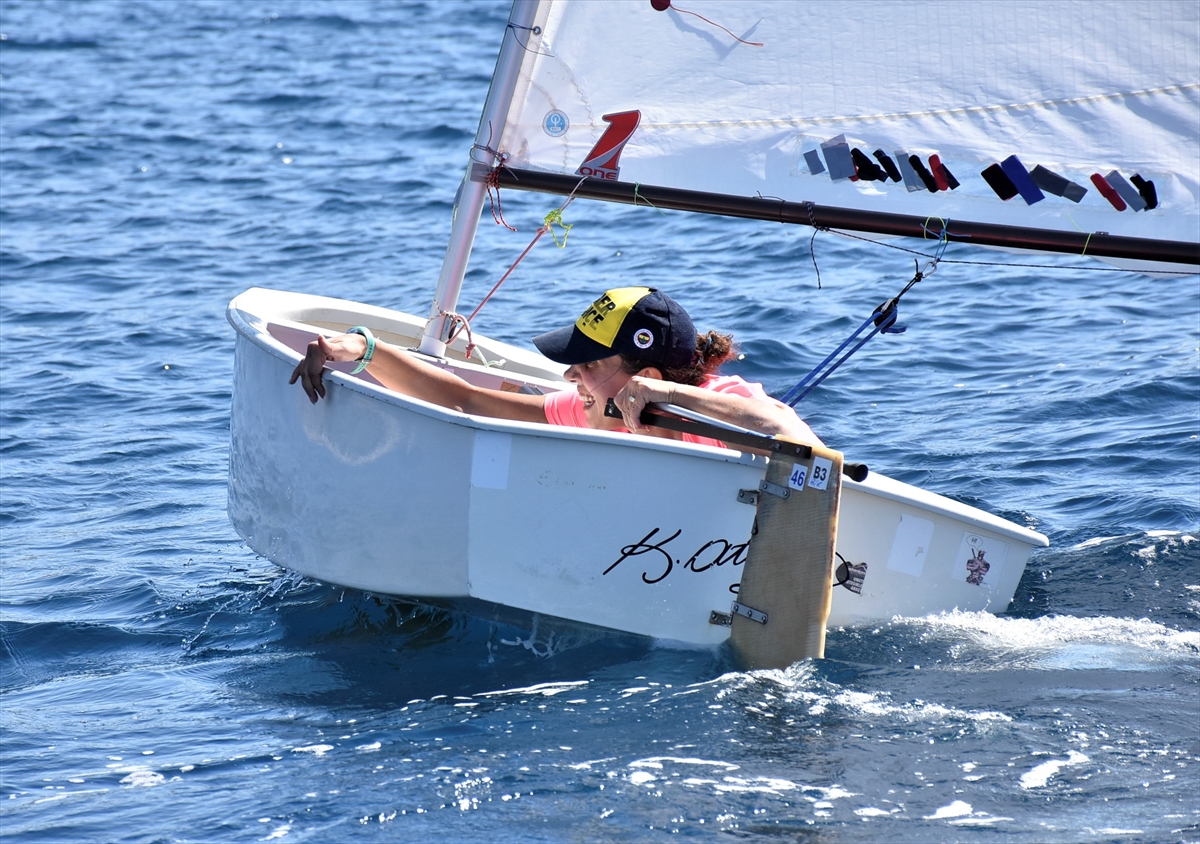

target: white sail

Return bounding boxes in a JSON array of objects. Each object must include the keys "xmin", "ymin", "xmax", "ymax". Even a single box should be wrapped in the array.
[{"xmin": 497, "ymin": 0, "xmax": 1199, "ymax": 253}]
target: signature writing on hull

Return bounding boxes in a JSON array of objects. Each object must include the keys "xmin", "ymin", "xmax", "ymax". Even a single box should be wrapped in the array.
[{"xmin": 603, "ymin": 527, "xmax": 748, "ymax": 585}]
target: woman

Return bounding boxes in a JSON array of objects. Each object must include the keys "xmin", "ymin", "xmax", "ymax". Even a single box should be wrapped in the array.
[{"xmin": 290, "ymin": 286, "xmax": 820, "ymax": 447}]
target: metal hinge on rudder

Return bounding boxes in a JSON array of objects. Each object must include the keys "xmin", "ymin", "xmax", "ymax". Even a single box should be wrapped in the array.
[
  {"xmin": 709, "ymin": 600, "xmax": 768, "ymax": 626},
  {"xmin": 738, "ymin": 478, "xmax": 789, "ymax": 506},
  {"xmin": 731, "ymin": 600, "xmax": 768, "ymax": 624}
]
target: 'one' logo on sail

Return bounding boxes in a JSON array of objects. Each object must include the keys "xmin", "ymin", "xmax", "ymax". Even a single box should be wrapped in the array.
[{"xmin": 576, "ymin": 110, "xmax": 640, "ymax": 180}]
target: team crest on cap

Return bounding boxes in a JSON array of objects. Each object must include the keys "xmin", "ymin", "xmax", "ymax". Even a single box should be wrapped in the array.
[{"xmin": 633, "ymin": 328, "xmax": 655, "ymax": 349}]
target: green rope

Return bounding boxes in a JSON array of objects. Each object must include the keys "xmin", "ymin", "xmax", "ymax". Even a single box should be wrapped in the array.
[
  {"xmin": 633, "ymin": 182, "xmax": 669, "ymax": 218},
  {"xmin": 543, "ymin": 208, "xmax": 573, "ymax": 247}
]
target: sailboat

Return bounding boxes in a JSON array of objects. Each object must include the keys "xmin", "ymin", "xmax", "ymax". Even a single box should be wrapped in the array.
[{"xmin": 226, "ymin": 1, "xmax": 1198, "ymax": 656}]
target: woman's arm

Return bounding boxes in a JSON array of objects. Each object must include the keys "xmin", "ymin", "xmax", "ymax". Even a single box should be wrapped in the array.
[
  {"xmin": 289, "ymin": 333, "xmax": 547, "ymax": 424},
  {"xmin": 615, "ymin": 374, "xmax": 823, "ymax": 445}
]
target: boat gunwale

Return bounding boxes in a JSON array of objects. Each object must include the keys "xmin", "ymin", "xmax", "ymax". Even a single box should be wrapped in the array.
[{"xmin": 227, "ymin": 287, "xmax": 765, "ymax": 467}]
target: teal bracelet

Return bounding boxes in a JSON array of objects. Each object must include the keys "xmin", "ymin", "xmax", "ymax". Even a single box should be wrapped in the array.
[{"xmin": 346, "ymin": 326, "xmax": 376, "ymax": 374}]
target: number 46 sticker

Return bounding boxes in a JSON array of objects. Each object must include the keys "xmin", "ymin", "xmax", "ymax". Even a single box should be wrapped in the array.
[
  {"xmin": 787, "ymin": 463, "xmax": 808, "ymax": 490},
  {"xmin": 807, "ymin": 456, "xmax": 833, "ymax": 491}
]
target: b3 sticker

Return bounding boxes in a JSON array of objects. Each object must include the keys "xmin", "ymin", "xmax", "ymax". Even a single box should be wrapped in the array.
[{"xmin": 807, "ymin": 456, "xmax": 833, "ymax": 491}]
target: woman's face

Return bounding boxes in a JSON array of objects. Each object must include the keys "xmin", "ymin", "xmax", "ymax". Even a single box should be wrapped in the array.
[{"xmin": 564, "ymin": 355, "xmax": 632, "ymax": 429}]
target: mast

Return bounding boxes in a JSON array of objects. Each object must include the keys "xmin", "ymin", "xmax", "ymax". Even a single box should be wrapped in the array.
[
  {"xmin": 419, "ymin": 0, "xmax": 541, "ymax": 357},
  {"xmin": 487, "ymin": 167, "xmax": 1200, "ymax": 268}
]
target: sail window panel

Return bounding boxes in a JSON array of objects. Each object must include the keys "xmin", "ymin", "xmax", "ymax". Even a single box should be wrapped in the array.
[
  {"xmin": 820, "ymin": 136, "xmax": 856, "ymax": 182},
  {"xmin": 895, "ymin": 153, "xmax": 927, "ymax": 193}
]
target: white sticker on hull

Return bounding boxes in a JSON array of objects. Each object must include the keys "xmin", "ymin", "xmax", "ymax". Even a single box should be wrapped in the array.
[
  {"xmin": 886, "ymin": 514, "xmax": 935, "ymax": 578},
  {"xmin": 470, "ymin": 431, "xmax": 512, "ymax": 490},
  {"xmin": 807, "ymin": 456, "xmax": 833, "ymax": 491},
  {"xmin": 952, "ymin": 533, "xmax": 1008, "ymax": 589}
]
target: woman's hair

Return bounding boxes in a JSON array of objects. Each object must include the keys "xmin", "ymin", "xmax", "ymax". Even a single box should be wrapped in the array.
[{"xmin": 620, "ymin": 330, "xmax": 735, "ymax": 386}]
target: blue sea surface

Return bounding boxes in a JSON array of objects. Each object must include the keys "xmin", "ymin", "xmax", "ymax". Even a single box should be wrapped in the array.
[{"xmin": 2, "ymin": 2, "xmax": 1198, "ymax": 842}]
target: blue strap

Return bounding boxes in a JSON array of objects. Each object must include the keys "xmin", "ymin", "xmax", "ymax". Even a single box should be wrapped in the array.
[
  {"xmin": 782, "ymin": 258, "xmax": 934, "ymax": 406},
  {"xmin": 781, "ymin": 304, "xmax": 903, "ymax": 406}
]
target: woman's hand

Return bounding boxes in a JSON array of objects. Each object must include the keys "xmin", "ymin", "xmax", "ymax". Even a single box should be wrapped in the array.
[
  {"xmin": 616, "ymin": 372, "xmax": 822, "ymax": 445},
  {"xmin": 614, "ymin": 375, "xmax": 676, "ymax": 432},
  {"xmin": 288, "ymin": 333, "xmax": 367, "ymax": 403}
]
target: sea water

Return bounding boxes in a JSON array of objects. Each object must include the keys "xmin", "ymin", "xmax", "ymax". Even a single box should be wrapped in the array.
[{"xmin": 1, "ymin": 2, "xmax": 1197, "ymax": 842}]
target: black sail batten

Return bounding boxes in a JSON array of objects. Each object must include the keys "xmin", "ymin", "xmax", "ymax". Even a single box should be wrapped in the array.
[{"xmin": 482, "ymin": 166, "xmax": 1199, "ymax": 267}]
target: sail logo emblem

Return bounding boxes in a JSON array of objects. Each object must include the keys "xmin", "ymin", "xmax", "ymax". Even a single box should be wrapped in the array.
[
  {"xmin": 543, "ymin": 109, "xmax": 569, "ymax": 137},
  {"xmin": 576, "ymin": 110, "xmax": 640, "ymax": 180}
]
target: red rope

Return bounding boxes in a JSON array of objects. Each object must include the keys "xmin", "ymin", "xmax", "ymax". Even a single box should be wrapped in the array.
[
  {"xmin": 467, "ymin": 228, "xmax": 548, "ymax": 324},
  {"xmin": 447, "ymin": 174, "xmax": 590, "ymax": 351},
  {"xmin": 485, "ymin": 166, "xmax": 517, "ymax": 232},
  {"xmin": 447, "ymin": 226, "xmax": 550, "ymax": 348},
  {"xmin": 653, "ymin": 1, "xmax": 763, "ymax": 47}
]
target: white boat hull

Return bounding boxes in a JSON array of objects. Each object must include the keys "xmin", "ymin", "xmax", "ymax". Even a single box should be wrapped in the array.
[{"xmin": 227, "ymin": 288, "xmax": 1048, "ymax": 646}]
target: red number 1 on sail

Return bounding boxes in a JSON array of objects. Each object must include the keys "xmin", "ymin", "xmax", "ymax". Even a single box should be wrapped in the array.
[{"xmin": 576, "ymin": 110, "xmax": 641, "ymax": 181}]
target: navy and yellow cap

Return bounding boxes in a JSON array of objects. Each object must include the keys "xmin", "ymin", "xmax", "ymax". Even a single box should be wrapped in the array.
[{"xmin": 532, "ymin": 287, "xmax": 696, "ymax": 368}]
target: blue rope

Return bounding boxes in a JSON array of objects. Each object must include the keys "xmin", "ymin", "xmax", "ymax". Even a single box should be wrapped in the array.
[
  {"xmin": 783, "ymin": 259, "xmax": 931, "ymax": 406},
  {"xmin": 781, "ymin": 306, "xmax": 901, "ymax": 406}
]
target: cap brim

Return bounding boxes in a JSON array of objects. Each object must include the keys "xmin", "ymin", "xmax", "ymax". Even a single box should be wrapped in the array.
[{"xmin": 532, "ymin": 325, "xmax": 613, "ymax": 365}]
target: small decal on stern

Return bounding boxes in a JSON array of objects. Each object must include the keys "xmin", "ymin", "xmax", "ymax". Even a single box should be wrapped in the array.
[{"xmin": 952, "ymin": 533, "xmax": 1009, "ymax": 589}]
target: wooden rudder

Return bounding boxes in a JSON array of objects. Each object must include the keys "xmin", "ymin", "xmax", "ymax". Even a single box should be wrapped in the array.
[{"xmin": 730, "ymin": 444, "xmax": 843, "ymax": 669}]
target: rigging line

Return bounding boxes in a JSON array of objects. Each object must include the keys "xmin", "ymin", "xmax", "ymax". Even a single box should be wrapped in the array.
[
  {"xmin": 633, "ymin": 183, "xmax": 669, "ymax": 218},
  {"xmin": 1064, "ymin": 211, "xmax": 1097, "ymax": 259},
  {"xmin": 480, "ymin": 130, "xmax": 517, "ymax": 232},
  {"xmin": 808, "ymin": 229, "xmax": 822, "ymax": 290},
  {"xmin": 805, "ymin": 200, "xmax": 830, "ymax": 289},
  {"xmin": 783, "ymin": 261, "xmax": 925, "ymax": 406},
  {"xmin": 471, "ymin": 142, "xmax": 502, "ymax": 164},
  {"xmin": 460, "ymin": 228, "xmax": 548, "ymax": 328},
  {"xmin": 505, "ymin": 21, "xmax": 554, "ymax": 56},
  {"xmin": 471, "ymin": 120, "xmax": 502, "ymax": 166},
  {"xmin": 450, "ymin": 175, "xmax": 590, "ymax": 343},
  {"xmin": 920, "ymin": 217, "xmax": 951, "ymax": 270},
  {"xmin": 654, "ymin": 1, "xmax": 764, "ymax": 47},
  {"xmin": 484, "ymin": 163, "xmax": 517, "ymax": 232},
  {"xmin": 814, "ymin": 226, "xmax": 1197, "ymax": 274},
  {"xmin": 833, "ymin": 552, "xmax": 852, "ymax": 588},
  {"xmin": 437, "ymin": 311, "xmax": 488, "ymax": 365},
  {"xmin": 559, "ymin": 173, "xmax": 590, "ymax": 208}
]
